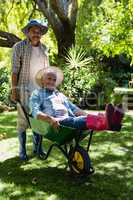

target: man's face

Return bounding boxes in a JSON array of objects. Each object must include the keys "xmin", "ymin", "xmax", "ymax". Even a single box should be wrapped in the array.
[
  {"xmin": 28, "ymin": 26, "xmax": 42, "ymax": 46},
  {"xmin": 42, "ymin": 73, "xmax": 57, "ymax": 90}
]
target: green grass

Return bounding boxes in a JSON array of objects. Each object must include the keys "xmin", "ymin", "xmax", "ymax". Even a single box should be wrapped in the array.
[{"xmin": 0, "ymin": 111, "xmax": 133, "ymax": 200}]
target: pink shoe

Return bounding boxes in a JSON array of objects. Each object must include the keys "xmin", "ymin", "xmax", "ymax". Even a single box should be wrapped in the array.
[{"xmin": 86, "ymin": 113, "xmax": 107, "ymax": 131}]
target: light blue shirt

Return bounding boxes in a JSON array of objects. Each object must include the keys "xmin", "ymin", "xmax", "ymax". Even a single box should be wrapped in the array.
[{"xmin": 29, "ymin": 88, "xmax": 80, "ymax": 120}]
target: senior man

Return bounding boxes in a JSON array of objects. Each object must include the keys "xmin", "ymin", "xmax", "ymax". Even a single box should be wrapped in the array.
[{"xmin": 11, "ymin": 19, "xmax": 49, "ymax": 160}]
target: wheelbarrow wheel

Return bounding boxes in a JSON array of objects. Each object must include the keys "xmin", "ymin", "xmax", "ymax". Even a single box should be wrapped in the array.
[{"xmin": 68, "ymin": 146, "xmax": 94, "ymax": 175}]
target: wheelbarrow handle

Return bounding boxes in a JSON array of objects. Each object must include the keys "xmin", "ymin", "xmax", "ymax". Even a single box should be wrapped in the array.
[{"xmin": 17, "ymin": 100, "xmax": 31, "ymax": 127}]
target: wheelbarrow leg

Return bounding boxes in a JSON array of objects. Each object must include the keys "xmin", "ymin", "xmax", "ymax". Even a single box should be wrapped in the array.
[{"xmin": 87, "ymin": 130, "xmax": 93, "ymax": 152}]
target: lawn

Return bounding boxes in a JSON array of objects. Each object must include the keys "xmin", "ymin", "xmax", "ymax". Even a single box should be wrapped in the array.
[{"xmin": 0, "ymin": 111, "xmax": 133, "ymax": 200}]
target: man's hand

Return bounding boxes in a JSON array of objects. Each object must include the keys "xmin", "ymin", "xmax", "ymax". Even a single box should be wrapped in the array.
[
  {"xmin": 10, "ymin": 89, "xmax": 19, "ymax": 103},
  {"xmin": 11, "ymin": 73, "xmax": 19, "ymax": 103}
]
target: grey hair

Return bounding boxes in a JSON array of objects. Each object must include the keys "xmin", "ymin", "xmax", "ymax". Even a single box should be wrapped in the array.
[{"xmin": 43, "ymin": 69, "xmax": 57, "ymax": 80}]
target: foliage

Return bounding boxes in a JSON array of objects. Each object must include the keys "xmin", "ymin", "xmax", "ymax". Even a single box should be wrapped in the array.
[
  {"xmin": 0, "ymin": 67, "xmax": 10, "ymax": 105},
  {"xmin": 76, "ymin": 0, "xmax": 133, "ymax": 64},
  {"xmin": 0, "ymin": 47, "xmax": 12, "ymax": 105},
  {"xmin": 60, "ymin": 47, "xmax": 116, "ymax": 108},
  {"xmin": 65, "ymin": 46, "xmax": 93, "ymax": 69},
  {"xmin": 60, "ymin": 47, "xmax": 94, "ymax": 97},
  {"xmin": 0, "ymin": 0, "xmax": 57, "ymax": 62}
]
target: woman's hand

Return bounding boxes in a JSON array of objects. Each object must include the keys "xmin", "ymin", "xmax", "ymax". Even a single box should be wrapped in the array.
[
  {"xmin": 37, "ymin": 114, "xmax": 60, "ymax": 129},
  {"xmin": 75, "ymin": 109, "xmax": 88, "ymax": 116},
  {"xmin": 49, "ymin": 117, "xmax": 60, "ymax": 129}
]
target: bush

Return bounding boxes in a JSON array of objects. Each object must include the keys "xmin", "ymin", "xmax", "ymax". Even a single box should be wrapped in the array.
[
  {"xmin": 0, "ymin": 67, "xmax": 10, "ymax": 105},
  {"xmin": 75, "ymin": 0, "xmax": 132, "ymax": 92},
  {"xmin": 60, "ymin": 47, "xmax": 117, "ymax": 109},
  {"xmin": 76, "ymin": 0, "xmax": 133, "ymax": 64}
]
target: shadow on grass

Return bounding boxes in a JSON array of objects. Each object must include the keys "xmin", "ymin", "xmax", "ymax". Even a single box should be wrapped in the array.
[{"xmin": 0, "ymin": 155, "xmax": 132, "ymax": 200}]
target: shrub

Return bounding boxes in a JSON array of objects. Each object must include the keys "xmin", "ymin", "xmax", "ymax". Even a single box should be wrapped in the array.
[
  {"xmin": 0, "ymin": 67, "xmax": 10, "ymax": 105},
  {"xmin": 60, "ymin": 47, "xmax": 117, "ymax": 109}
]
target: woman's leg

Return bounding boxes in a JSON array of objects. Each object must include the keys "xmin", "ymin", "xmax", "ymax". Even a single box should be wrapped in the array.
[
  {"xmin": 86, "ymin": 104, "xmax": 124, "ymax": 131},
  {"xmin": 59, "ymin": 104, "xmax": 124, "ymax": 131},
  {"xmin": 59, "ymin": 116, "xmax": 87, "ymax": 130}
]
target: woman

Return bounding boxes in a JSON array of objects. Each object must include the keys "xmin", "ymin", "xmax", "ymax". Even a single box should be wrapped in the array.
[{"xmin": 29, "ymin": 67, "xmax": 124, "ymax": 132}]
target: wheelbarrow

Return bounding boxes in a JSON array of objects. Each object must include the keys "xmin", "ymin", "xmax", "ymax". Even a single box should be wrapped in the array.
[{"xmin": 18, "ymin": 102, "xmax": 95, "ymax": 176}]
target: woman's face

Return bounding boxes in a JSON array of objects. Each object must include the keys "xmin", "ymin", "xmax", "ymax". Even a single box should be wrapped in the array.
[{"xmin": 42, "ymin": 73, "xmax": 57, "ymax": 90}]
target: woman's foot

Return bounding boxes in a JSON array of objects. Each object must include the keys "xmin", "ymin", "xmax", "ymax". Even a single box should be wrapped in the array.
[
  {"xmin": 106, "ymin": 103, "xmax": 124, "ymax": 131},
  {"xmin": 105, "ymin": 103, "xmax": 114, "ymax": 130},
  {"xmin": 111, "ymin": 104, "xmax": 124, "ymax": 131}
]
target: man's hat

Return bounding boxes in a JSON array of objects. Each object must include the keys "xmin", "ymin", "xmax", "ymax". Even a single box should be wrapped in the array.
[
  {"xmin": 35, "ymin": 66, "xmax": 64, "ymax": 88},
  {"xmin": 22, "ymin": 19, "xmax": 48, "ymax": 35}
]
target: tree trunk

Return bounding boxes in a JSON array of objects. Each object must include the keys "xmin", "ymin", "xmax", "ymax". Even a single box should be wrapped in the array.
[
  {"xmin": 0, "ymin": 31, "xmax": 21, "ymax": 48},
  {"xmin": 56, "ymin": 21, "xmax": 75, "ymax": 56},
  {"xmin": 36, "ymin": 0, "xmax": 78, "ymax": 57}
]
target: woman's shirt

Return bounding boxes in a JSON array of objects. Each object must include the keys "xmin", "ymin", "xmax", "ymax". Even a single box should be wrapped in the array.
[{"xmin": 29, "ymin": 88, "xmax": 80, "ymax": 120}]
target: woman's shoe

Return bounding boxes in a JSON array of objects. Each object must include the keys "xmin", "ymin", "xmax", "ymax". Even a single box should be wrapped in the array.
[
  {"xmin": 111, "ymin": 104, "xmax": 124, "ymax": 131},
  {"xmin": 105, "ymin": 103, "xmax": 115, "ymax": 130},
  {"xmin": 106, "ymin": 103, "xmax": 124, "ymax": 131}
]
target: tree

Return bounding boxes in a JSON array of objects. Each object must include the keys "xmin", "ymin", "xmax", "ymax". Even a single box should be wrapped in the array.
[
  {"xmin": 76, "ymin": 0, "xmax": 133, "ymax": 64},
  {"xmin": 0, "ymin": 0, "xmax": 78, "ymax": 57},
  {"xmin": 0, "ymin": 31, "xmax": 21, "ymax": 48}
]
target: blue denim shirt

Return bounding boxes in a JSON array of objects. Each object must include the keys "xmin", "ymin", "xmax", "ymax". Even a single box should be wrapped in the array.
[{"xmin": 29, "ymin": 88, "xmax": 80, "ymax": 120}]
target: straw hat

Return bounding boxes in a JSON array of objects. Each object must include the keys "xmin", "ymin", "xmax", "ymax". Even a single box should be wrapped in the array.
[
  {"xmin": 35, "ymin": 66, "xmax": 64, "ymax": 88},
  {"xmin": 22, "ymin": 19, "xmax": 48, "ymax": 35}
]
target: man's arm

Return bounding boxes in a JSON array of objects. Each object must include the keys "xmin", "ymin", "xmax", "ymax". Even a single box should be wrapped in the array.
[
  {"xmin": 11, "ymin": 73, "xmax": 19, "ymax": 102},
  {"xmin": 11, "ymin": 43, "xmax": 21, "ymax": 102}
]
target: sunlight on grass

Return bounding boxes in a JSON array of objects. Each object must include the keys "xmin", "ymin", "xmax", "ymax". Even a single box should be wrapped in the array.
[
  {"xmin": 0, "ymin": 182, "xmax": 6, "ymax": 192},
  {"xmin": 47, "ymin": 194, "xmax": 59, "ymax": 200},
  {"xmin": 0, "ymin": 138, "xmax": 18, "ymax": 161}
]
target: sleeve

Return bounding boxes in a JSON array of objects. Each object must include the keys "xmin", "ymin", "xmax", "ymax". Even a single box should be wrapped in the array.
[
  {"xmin": 61, "ymin": 93, "xmax": 80, "ymax": 114},
  {"xmin": 45, "ymin": 48, "xmax": 50, "ymax": 68},
  {"xmin": 42, "ymin": 44, "xmax": 49, "ymax": 68},
  {"xmin": 67, "ymin": 100, "xmax": 80, "ymax": 113},
  {"xmin": 29, "ymin": 90, "xmax": 44, "ymax": 118},
  {"xmin": 11, "ymin": 43, "xmax": 21, "ymax": 75}
]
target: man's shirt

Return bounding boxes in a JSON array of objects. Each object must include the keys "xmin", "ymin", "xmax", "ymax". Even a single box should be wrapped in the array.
[{"xmin": 29, "ymin": 46, "xmax": 46, "ymax": 91}]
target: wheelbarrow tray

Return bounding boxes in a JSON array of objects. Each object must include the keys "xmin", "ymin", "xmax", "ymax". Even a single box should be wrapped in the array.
[{"xmin": 29, "ymin": 117, "xmax": 88, "ymax": 145}]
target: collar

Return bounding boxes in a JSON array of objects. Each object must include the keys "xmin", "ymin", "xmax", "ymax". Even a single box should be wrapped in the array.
[
  {"xmin": 42, "ymin": 88, "xmax": 59, "ymax": 94},
  {"xmin": 25, "ymin": 38, "xmax": 47, "ymax": 55}
]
